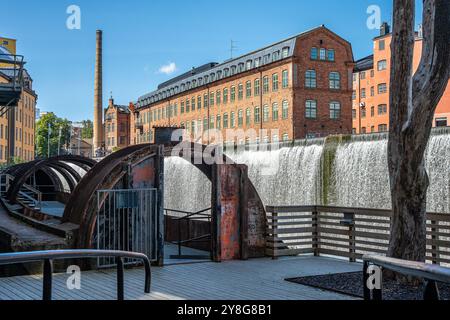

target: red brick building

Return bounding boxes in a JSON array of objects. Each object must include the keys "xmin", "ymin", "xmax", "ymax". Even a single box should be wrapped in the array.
[
  {"xmin": 104, "ymin": 97, "xmax": 130, "ymax": 153},
  {"xmin": 130, "ymin": 26, "xmax": 354, "ymax": 145}
]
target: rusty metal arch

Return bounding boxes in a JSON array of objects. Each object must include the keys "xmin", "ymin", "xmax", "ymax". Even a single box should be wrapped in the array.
[
  {"xmin": 62, "ymin": 144, "xmax": 160, "ymax": 248},
  {"xmin": 6, "ymin": 155, "xmax": 97, "ymax": 203},
  {"xmin": 62, "ymin": 142, "xmax": 267, "ymax": 259}
]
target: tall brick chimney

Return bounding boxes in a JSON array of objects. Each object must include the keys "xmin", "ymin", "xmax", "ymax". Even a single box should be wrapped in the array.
[{"xmin": 93, "ymin": 30, "xmax": 103, "ymax": 153}]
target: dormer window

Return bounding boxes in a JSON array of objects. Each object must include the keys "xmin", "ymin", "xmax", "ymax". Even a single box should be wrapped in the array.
[
  {"xmin": 263, "ymin": 54, "xmax": 270, "ymax": 64},
  {"xmin": 246, "ymin": 60, "xmax": 252, "ymax": 70},
  {"xmin": 224, "ymin": 68, "xmax": 230, "ymax": 77},
  {"xmin": 272, "ymin": 51, "xmax": 280, "ymax": 61},
  {"xmin": 231, "ymin": 66, "xmax": 237, "ymax": 75},
  {"xmin": 254, "ymin": 57, "xmax": 261, "ymax": 68},
  {"xmin": 210, "ymin": 73, "xmax": 216, "ymax": 81},
  {"xmin": 282, "ymin": 47, "xmax": 290, "ymax": 58}
]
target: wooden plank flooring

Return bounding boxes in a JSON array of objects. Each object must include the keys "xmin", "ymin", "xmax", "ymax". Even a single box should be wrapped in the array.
[{"xmin": 0, "ymin": 256, "xmax": 361, "ymax": 300}]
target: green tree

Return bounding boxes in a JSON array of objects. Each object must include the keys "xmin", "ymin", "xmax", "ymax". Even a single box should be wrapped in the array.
[
  {"xmin": 81, "ymin": 120, "xmax": 93, "ymax": 139},
  {"xmin": 35, "ymin": 113, "xmax": 72, "ymax": 158}
]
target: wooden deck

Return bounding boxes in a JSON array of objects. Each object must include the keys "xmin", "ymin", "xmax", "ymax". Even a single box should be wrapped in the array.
[{"xmin": 0, "ymin": 256, "xmax": 361, "ymax": 300}]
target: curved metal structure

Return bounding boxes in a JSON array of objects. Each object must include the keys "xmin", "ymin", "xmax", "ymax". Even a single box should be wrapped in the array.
[
  {"xmin": 62, "ymin": 142, "xmax": 267, "ymax": 260},
  {"xmin": 5, "ymin": 155, "xmax": 97, "ymax": 203},
  {"xmin": 63, "ymin": 144, "xmax": 160, "ymax": 248}
]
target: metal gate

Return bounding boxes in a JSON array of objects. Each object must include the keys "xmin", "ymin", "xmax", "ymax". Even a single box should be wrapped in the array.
[{"xmin": 96, "ymin": 188, "xmax": 158, "ymax": 268}]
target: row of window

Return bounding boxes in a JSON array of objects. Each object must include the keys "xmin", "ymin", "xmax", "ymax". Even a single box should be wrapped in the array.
[
  {"xmin": 0, "ymin": 146, "xmax": 34, "ymax": 161},
  {"xmin": 305, "ymin": 70, "xmax": 341, "ymax": 89},
  {"xmin": 310, "ymin": 47, "xmax": 335, "ymax": 61},
  {"xmin": 2, "ymin": 125, "xmax": 35, "ymax": 145},
  {"xmin": 352, "ymin": 104, "xmax": 388, "ymax": 119},
  {"xmin": 353, "ymin": 124, "xmax": 388, "ymax": 134},
  {"xmin": 353, "ymin": 60, "xmax": 387, "ymax": 82},
  {"xmin": 138, "ymin": 47, "xmax": 292, "ymax": 107},
  {"xmin": 352, "ymin": 83, "xmax": 387, "ymax": 99},
  {"xmin": 137, "ymin": 71, "xmax": 290, "ymax": 124},
  {"xmin": 180, "ymin": 101, "xmax": 290, "ymax": 132},
  {"xmin": 305, "ymin": 100, "xmax": 342, "ymax": 120}
]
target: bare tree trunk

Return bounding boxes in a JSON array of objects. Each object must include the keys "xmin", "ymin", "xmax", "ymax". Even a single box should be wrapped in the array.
[{"xmin": 388, "ymin": 0, "xmax": 450, "ymax": 277}]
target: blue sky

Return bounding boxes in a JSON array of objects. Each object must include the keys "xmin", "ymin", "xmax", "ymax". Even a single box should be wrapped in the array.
[{"xmin": 1, "ymin": 0, "xmax": 423, "ymax": 121}]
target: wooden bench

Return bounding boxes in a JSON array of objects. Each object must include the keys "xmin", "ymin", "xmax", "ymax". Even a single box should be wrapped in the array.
[{"xmin": 363, "ymin": 254, "xmax": 450, "ymax": 300}]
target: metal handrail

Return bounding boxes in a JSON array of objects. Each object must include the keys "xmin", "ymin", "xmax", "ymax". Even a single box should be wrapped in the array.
[
  {"xmin": 363, "ymin": 254, "xmax": 450, "ymax": 300},
  {"xmin": 0, "ymin": 250, "xmax": 151, "ymax": 300},
  {"xmin": 165, "ymin": 208, "xmax": 212, "ymax": 258},
  {"xmin": 165, "ymin": 208, "xmax": 211, "ymax": 219}
]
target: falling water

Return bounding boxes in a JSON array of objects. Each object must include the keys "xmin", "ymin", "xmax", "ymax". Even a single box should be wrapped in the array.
[
  {"xmin": 163, "ymin": 130, "xmax": 450, "ymax": 214},
  {"xmin": 228, "ymin": 143, "xmax": 324, "ymax": 206},
  {"xmin": 332, "ymin": 131, "xmax": 450, "ymax": 213},
  {"xmin": 331, "ymin": 135, "xmax": 391, "ymax": 209},
  {"xmin": 164, "ymin": 156, "xmax": 211, "ymax": 215}
]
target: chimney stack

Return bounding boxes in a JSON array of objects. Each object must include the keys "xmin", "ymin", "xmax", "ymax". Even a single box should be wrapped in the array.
[
  {"xmin": 380, "ymin": 22, "xmax": 390, "ymax": 36},
  {"xmin": 93, "ymin": 30, "xmax": 103, "ymax": 153}
]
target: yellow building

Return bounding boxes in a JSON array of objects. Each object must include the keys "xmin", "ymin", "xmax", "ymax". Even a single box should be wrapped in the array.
[{"xmin": 0, "ymin": 36, "xmax": 37, "ymax": 164}]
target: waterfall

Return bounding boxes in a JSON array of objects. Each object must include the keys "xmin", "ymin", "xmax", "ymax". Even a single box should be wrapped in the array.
[
  {"xmin": 425, "ymin": 133, "xmax": 450, "ymax": 213},
  {"xmin": 164, "ymin": 156, "xmax": 211, "ymax": 215},
  {"xmin": 228, "ymin": 144, "xmax": 324, "ymax": 206},
  {"xmin": 332, "ymin": 137, "xmax": 391, "ymax": 209},
  {"xmin": 331, "ymin": 132, "xmax": 450, "ymax": 212},
  {"xmin": 163, "ymin": 130, "xmax": 450, "ymax": 214}
]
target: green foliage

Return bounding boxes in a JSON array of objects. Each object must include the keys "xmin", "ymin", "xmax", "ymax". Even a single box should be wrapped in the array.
[
  {"xmin": 35, "ymin": 112, "xmax": 72, "ymax": 158},
  {"xmin": 81, "ymin": 120, "xmax": 93, "ymax": 139}
]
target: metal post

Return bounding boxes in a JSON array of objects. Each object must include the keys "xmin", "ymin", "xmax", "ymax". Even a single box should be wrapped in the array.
[
  {"xmin": 47, "ymin": 122, "xmax": 51, "ymax": 158},
  {"xmin": 178, "ymin": 218, "xmax": 182, "ymax": 256},
  {"xmin": 424, "ymin": 280, "xmax": 440, "ymax": 300},
  {"xmin": 57, "ymin": 126, "xmax": 62, "ymax": 156},
  {"xmin": 363, "ymin": 261, "xmax": 370, "ymax": 300},
  {"xmin": 43, "ymin": 259, "xmax": 53, "ymax": 301},
  {"xmin": 373, "ymin": 266, "xmax": 383, "ymax": 301},
  {"xmin": 143, "ymin": 257, "xmax": 151, "ymax": 294},
  {"xmin": 116, "ymin": 257, "xmax": 124, "ymax": 301}
]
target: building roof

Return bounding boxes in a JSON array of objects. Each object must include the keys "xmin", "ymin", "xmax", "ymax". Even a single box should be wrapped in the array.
[
  {"xmin": 136, "ymin": 26, "xmax": 336, "ymax": 109},
  {"xmin": 0, "ymin": 46, "xmax": 13, "ymax": 61},
  {"xmin": 157, "ymin": 63, "xmax": 219, "ymax": 90},
  {"xmin": 354, "ymin": 55, "xmax": 374, "ymax": 72}
]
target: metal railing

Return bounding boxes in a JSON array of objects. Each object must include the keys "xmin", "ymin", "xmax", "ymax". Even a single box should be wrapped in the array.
[
  {"xmin": 19, "ymin": 183, "xmax": 43, "ymax": 209},
  {"xmin": 363, "ymin": 254, "xmax": 450, "ymax": 300},
  {"xmin": 97, "ymin": 189, "xmax": 158, "ymax": 267},
  {"xmin": 0, "ymin": 173, "xmax": 12, "ymax": 196},
  {"xmin": 165, "ymin": 208, "xmax": 212, "ymax": 259},
  {"xmin": 0, "ymin": 173, "xmax": 43, "ymax": 209},
  {"xmin": 266, "ymin": 205, "xmax": 450, "ymax": 265},
  {"xmin": 0, "ymin": 250, "xmax": 151, "ymax": 300}
]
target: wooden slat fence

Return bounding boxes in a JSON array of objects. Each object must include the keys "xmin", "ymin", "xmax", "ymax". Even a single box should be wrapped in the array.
[{"xmin": 266, "ymin": 206, "xmax": 450, "ymax": 265}]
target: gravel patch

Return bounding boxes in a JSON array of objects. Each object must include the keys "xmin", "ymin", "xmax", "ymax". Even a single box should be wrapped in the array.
[{"xmin": 286, "ymin": 272, "xmax": 450, "ymax": 300}]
